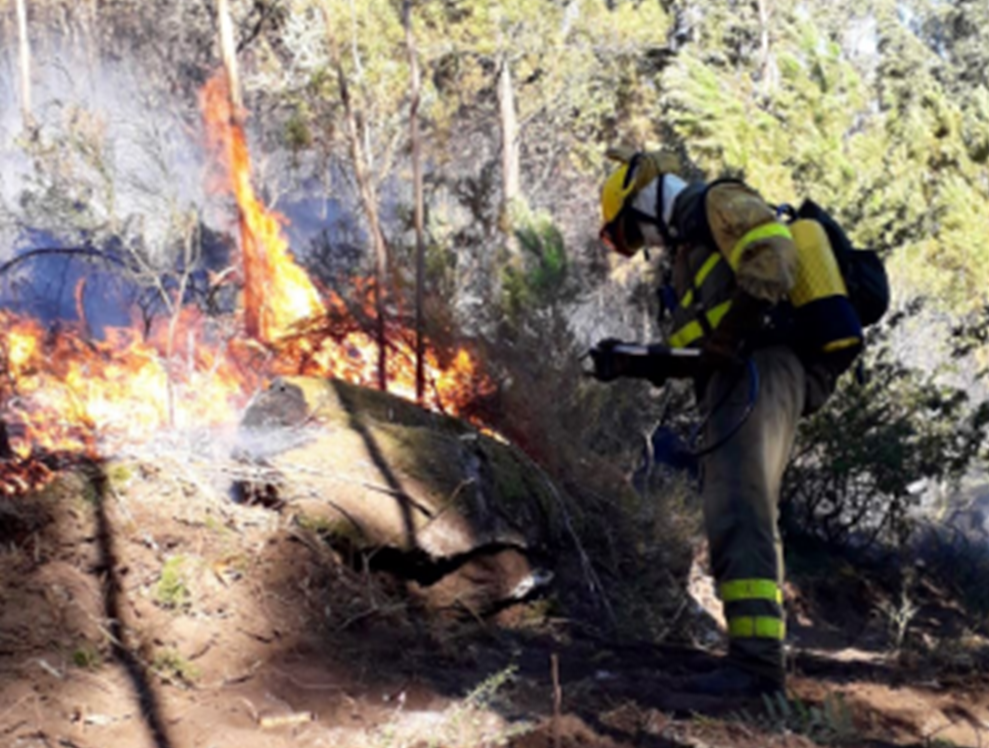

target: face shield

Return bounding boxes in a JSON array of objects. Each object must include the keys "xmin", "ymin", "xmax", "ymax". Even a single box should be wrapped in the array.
[{"xmin": 599, "ymin": 207, "xmax": 646, "ymax": 257}]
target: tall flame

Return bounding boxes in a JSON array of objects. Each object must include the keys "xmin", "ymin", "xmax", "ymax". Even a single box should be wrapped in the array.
[
  {"xmin": 200, "ymin": 73, "xmax": 324, "ymax": 343},
  {"xmin": 0, "ymin": 70, "xmax": 495, "ymax": 495}
]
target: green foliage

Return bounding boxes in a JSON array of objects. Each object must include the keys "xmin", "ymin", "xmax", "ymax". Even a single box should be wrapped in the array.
[
  {"xmin": 653, "ymin": 0, "xmax": 989, "ymax": 313},
  {"xmin": 918, "ymin": 522, "xmax": 989, "ymax": 622},
  {"xmin": 151, "ymin": 647, "xmax": 201, "ymax": 685},
  {"xmin": 154, "ymin": 555, "xmax": 191, "ymax": 611},
  {"xmin": 501, "ymin": 207, "xmax": 570, "ymax": 320},
  {"xmin": 461, "ymin": 664, "xmax": 517, "ymax": 711},
  {"xmin": 784, "ymin": 308, "xmax": 989, "ymax": 547},
  {"xmin": 72, "ymin": 644, "xmax": 103, "ymax": 670},
  {"xmin": 732, "ymin": 691, "xmax": 856, "ymax": 745}
]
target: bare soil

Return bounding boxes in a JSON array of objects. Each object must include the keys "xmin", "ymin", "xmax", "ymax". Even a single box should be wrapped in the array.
[{"xmin": 2, "ymin": 447, "xmax": 989, "ymax": 748}]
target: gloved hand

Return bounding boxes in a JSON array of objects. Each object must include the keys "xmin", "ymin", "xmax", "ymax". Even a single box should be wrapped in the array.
[
  {"xmin": 588, "ymin": 340, "xmax": 673, "ymax": 386},
  {"xmin": 588, "ymin": 338, "xmax": 628, "ymax": 382}
]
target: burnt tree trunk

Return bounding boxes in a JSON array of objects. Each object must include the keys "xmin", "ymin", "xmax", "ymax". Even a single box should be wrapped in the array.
[
  {"xmin": 402, "ymin": 0, "xmax": 426, "ymax": 404},
  {"xmin": 216, "ymin": 0, "xmax": 268, "ymax": 344}
]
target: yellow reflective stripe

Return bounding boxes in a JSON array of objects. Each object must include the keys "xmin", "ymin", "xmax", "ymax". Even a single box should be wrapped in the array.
[
  {"xmin": 728, "ymin": 616, "xmax": 786, "ymax": 640},
  {"xmin": 729, "ymin": 222, "xmax": 793, "ymax": 270},
  {"xmin": 669, "ymin": 321, "xmax": 701, "ymax": 349},
  {"xmin": 679, "ymin": 255, "xmax": 723, "ymax": 310},
  {"xmin": 822, "ymin": 336, "xmax": 861, "ymax": 353},
  {"xmin": 707, "ymin": 300, "xmax": 732, "ymax": 329},
  {"xmin": 695, "ymin": 253, "xmax": 723, "ymax": 288},
  {"xmin": 669, "ymin": 300, "xmax": 733, "ymax": 348},
  {"xmin": 719, "ymin": 579, "xmax": 783, "ymax": 604}
]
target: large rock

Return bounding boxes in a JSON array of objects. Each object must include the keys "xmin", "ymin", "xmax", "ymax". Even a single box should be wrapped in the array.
[{"xmin": 232, "ymin": 376, "xmax": 559, "ymax": 617}]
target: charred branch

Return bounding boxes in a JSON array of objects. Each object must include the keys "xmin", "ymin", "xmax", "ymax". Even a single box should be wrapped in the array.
[
  {"xmin": 0, "ymin": 421, "xmax": 13, "ymax": 460},
  {"xmin": 0, "ymin": 246, "xmax": 132, "ymax": 279}
]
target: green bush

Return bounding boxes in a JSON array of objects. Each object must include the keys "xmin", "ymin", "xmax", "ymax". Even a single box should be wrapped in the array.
[{"xmin": 783, "ymin": 306, "xmax": 989, "ymax": 548}]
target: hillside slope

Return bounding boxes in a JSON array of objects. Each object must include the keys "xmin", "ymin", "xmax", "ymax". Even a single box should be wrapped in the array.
[{"xmin": 1, "ymin": 380, "xmax": 988, "ymax": 748}]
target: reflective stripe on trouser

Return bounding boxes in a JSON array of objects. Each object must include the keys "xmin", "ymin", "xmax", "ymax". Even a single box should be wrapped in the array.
[
  {"xmin": 720, "ymin": 577, "xmax": 786, "ymax": 643},
  {"xmin": 701, "ymin": 346, "xmax": 805, "ymax": 683}
]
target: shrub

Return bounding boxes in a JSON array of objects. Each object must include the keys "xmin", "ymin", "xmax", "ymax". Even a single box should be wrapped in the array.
[{"xmin": 783, "ymin": 308, "xmax": 989, "ymax": 549}]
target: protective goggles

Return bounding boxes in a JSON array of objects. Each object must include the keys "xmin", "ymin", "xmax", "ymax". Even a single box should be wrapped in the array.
[{"xmin": 599, "ymin": 207, "xmax": 645, "ymax": 257}]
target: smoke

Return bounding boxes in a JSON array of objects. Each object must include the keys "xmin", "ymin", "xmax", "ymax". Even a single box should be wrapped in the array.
[
  {"xmin": 3, "ymin": 44, "xmax": 212, "ymax": 245},
  {"xmin": 0, "ymin": 35, "xmax": 230, "ymax": 334}
]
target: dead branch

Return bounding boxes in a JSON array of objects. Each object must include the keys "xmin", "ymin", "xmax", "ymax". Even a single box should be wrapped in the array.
[{"xmin": 0, "ymin": 247, "xmax": 130, "ymax": 279}]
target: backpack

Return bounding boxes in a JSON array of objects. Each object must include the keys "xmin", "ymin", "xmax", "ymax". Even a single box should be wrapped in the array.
[
  {"xmin": 666, "ymin": 182, "xmax": 890, "ymax": 375},
  {"xmin": 791, "ymin": 199, "xmax": 889, "ymax": 329}
]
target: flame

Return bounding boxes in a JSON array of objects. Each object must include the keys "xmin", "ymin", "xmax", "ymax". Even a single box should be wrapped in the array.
[
  {"xmin": 0, "ymin": 70, "xmax": 496, "ymax": 495},
  {"xmin": 200, "ymin": 74, "xmax": 324, "ymax": 343}
]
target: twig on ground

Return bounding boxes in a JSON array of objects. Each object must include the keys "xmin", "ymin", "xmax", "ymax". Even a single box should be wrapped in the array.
[
  {"xmin": 0, "ymin": 695, "xmax": 32, "ymax": 731},
  {"xmin": 258, "ymin": 711, "xmax": 315, "ymax": 729},
  {"xmin": 334, "ymin": 603, "xmax": 407, "ymax": 632},
  {"xmin": 238, "ymin": 697, "xmax": 259, "ymax": 724},
  {"xmin": 551, "ymin": 653, "xmax": 562, "ymax": 748},
  {"xmin": 270, "ymin": 667, "xmax": 343, "ymax": 691}
]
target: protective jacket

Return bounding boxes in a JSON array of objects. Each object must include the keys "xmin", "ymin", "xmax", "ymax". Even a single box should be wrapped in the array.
[
  {"xmin": 666, "ymin": 181, "xmax": 797, "ymax": 350},
  {"xmin": 666, "ymin": 180, "xmax": 806, "ymax": 686}
]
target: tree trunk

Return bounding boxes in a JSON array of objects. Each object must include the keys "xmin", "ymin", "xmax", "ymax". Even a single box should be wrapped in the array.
[
  {"xmin": 216, "ymin": 0, "xmax": 263, "ymax": 340},
  {"xmin": 402, "ymin": 0, "xmax": 427, "ymax": 404},
  {"xmin": 16, "ymin": 0, "xmax": 32, "ymax": 129},
  {"xmin": 322, "ymin": 1, "xmax": 389, "ymax": 392},
  {"xmin": 217, "ymin": 0, "xmax": 243, "ymax": 111},
  {"xmin": 497, "ymin": 52, "xmax": 521, "ymax": 262},
  {"xmin": 757, "ymin": 0, "xmax": 777, "ymax": 98}
]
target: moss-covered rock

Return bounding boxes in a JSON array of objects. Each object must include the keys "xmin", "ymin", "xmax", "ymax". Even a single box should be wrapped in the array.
[{"xmin": 233, "ymin": 376, "xmax": 562, "ymax": 616}]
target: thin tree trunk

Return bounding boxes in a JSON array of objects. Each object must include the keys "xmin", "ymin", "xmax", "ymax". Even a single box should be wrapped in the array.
[
  {"xmin": 402, "ymin": 0, "xmax": 426, "ymax": 404},
  {"xmin": 322, "ymin": 1, "xmax": 389, "ymax": 392},
  {"xmin": 497, "ymin": 51, "xmax": 521, "ymax": 261},
  {"xmin": 216, "ymin": 0, "xmax": 263, "ymax": 339},
  {"xmin": 16, "ymin": 0, "xmax": 32, "ymax": 129},
  {"xmin": 757, "ymin": 0, "xmax": 776, "ymax": 98},
  {"xmin": 217, "ymin": 0, "xmax": 243, "ymax": 111}
]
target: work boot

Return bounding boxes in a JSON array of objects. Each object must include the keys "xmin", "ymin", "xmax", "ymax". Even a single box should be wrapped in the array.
[{"xmin": 679, "ymin": 664, "xmax": 784, "ymax": 699}]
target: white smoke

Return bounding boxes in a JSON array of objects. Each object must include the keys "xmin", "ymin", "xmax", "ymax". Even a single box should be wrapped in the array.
[{"xmin": 0, "ymin": 35, "xmax": 221, "ymax": 265}]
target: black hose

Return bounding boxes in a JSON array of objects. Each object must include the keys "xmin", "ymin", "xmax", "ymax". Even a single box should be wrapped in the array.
[{"xmin": 687, "ymin": 356, "xmax": 760, "ymax": 458}]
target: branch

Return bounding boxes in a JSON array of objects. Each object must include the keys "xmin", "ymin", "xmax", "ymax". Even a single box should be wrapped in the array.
[
  {"xmin": 0, "ymin": 247, "xmax": 130, "ymax": 279},
  {"xmin": 236, "ymin": 0, "xmax": 286, "ymax": 54}
]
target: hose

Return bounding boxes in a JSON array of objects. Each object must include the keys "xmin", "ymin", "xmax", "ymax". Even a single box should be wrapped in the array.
[{"xmin": 686, "ymin": 356, "xmax": 760, "ymax": 458}]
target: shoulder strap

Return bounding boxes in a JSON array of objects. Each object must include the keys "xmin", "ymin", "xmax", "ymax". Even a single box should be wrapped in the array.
[{"xmin": 669, "ymin": 178, "xmax": 744, "ymax": 248}]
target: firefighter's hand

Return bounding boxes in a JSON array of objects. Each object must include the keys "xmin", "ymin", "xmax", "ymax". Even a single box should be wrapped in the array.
[{"xmin": 588, "ymin": 338, "xmax": 629, "ymax": 382}]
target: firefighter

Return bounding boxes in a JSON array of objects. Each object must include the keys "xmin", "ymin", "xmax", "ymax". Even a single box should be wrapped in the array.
[{"xmin": 591, "ymin": 147, "xmax": 839, "ymax": 697}]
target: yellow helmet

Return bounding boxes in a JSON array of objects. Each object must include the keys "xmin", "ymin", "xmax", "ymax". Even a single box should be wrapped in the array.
[
  {"xmin": 600, "ymin": 162, "xmax": 638, "ymax": 226},
  {"xmin": 599, "ymin": 147, "xmax": 681, "ymax": 256}
]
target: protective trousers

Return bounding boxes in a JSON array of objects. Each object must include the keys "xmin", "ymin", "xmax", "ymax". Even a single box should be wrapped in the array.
[{"xmin": 700, "ymin": 346, "xmax": 806, "ymax": 685}]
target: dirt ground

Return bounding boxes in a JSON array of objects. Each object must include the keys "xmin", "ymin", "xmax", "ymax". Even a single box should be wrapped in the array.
[{"xmin": 2, "ymin": 446, "xmax": 989, "ymax": 748}]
